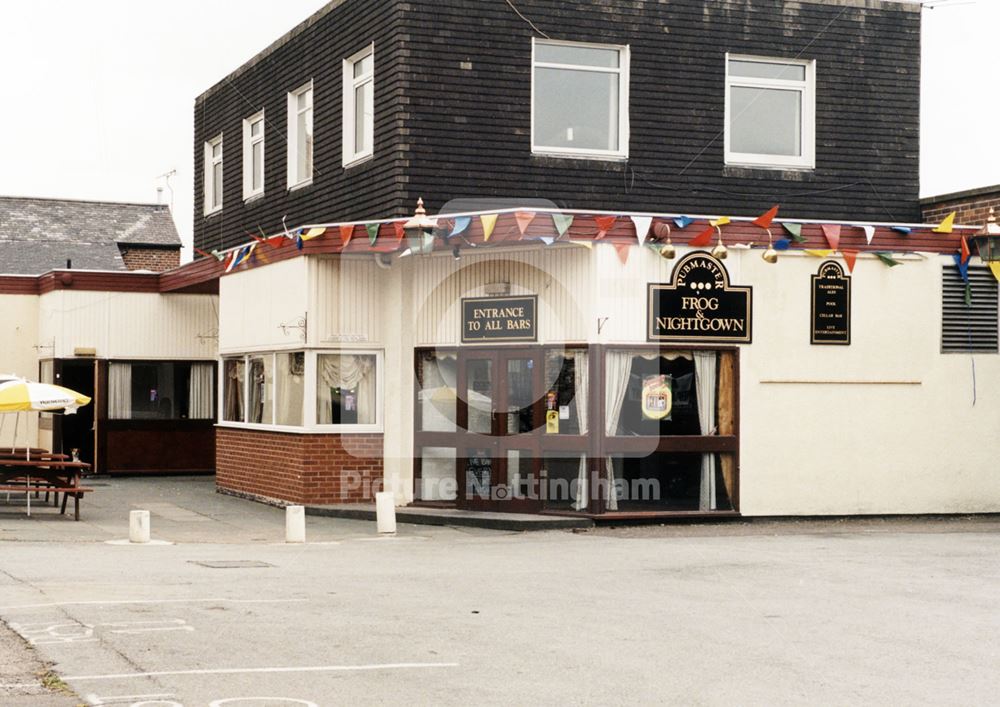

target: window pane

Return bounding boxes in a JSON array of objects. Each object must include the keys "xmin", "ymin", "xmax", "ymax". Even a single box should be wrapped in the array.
[
  {"xmin": 606, "ymin": 351, "xmax": 705, "ymax": 437},
  {"xmin": 729, "ymin": 59, "xmax": 805, "ymax": 81},
  {"xmin": 606, "ymin": 452, "xmax": 730, "ymax": 511},
  {"xmin": 212, "ymin": 162, "xmax": 223, "ymax": 207},
  {"xmin": 535, "ymin": 67, "xmax": 618, "ymax": 151},
  {"xmin": 465, "ymin": 358, "xmax": 493, "ymax": 434},
  {"xmin": 296, "ymin": 106, "xmax": 313, "ymax": 182},
  {"xmin": 275, "ymin": 352, "xmax": 304, "ymax": 426},
  {"xmin": 419, "ymin": 446, "xmax": 457, "ymax": 502},
  {"xmin": 248, "ymin": 356, "xmax": 273, "ymax": 424},
  {"xmin": 250, "ymin": 119, "xmax": 263, "ymax": 137},
  {"xmin": 297, "ymin": 89, "xmax": 311, "ymax": 111},
  {"xmin": 120, "ymin": 362, "xmax": 190, "ymax": 420},
  {"xmin": 223, "ymin": 359, "xmax": 245, "ymax": 422},
  {"xmin": 419, "ymin": 352, "xmax": 457, "ymax": 432},
  {"xmin": 730, "ymin": 86, "xmax": 801, "ymax": 156},
  {"xmin": 535, "ymin": 43, "xmax": 619, "ymax": 68},
  {"xmin": 317, "ymin": 354, "xmax": 376, "ymax": 425},
  {"xmin": 212, "ymin": 142, "xmax": 222, "ymax": 158},
  {"xmin": 543, "ymin": 453, "xmax": 588, "ymax": 511},
  {"xmin": 252, "ymin": 141, "xmax": 263, "ymax": 191},
  {"xmin": 543, "ymin": 349, "xmax": 587, "ymax": 435},
  {"xmin": 354, "ymin": 53, "xmax": 373, "ymax": 78},
  {"xmin": 354, "ymin": 81, "xmax": 373, "ymax": 154}
]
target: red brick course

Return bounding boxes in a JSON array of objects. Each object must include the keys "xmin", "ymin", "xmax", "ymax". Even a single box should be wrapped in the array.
[
  {"xmin": 922, "ymin": 187, "xmax": 1000, "ymax": 230},
  {"xmin": 216, "ymin": 427, "xmax": 384, "ymax": 505},
  {"xmin": 119, "ymin": 246, "xmax": 181, "ymax": 272}
]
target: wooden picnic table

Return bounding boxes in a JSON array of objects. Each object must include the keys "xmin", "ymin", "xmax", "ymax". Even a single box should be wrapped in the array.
[{"xmin": 0, "ymin": 458, "xmax": 92, "ymax": 520}]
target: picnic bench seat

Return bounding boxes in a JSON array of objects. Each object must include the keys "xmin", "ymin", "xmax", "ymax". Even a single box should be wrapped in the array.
[{"xmin": 0, "ymin": 484, "xmax": 93, "ymax": 520}]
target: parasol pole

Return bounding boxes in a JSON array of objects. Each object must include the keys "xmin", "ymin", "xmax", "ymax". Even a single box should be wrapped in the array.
[{"xmin": 11, "ymin": 411, "xmax": 18, "ymax": 455}]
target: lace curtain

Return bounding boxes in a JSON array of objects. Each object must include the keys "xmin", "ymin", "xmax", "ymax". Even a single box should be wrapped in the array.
[
  {"xmin": 317, "ymin": 354, "xmax": 375, "ymax": 424},
  {"xmin": 224, "ymin": 360, "xmax": 244, "ymax": 422},
  {"xmin": 108, "ymin": 363, "xmax": 132, "ymax": 420},
  {"xmin": 188, "ymin": 363, "xmax": 214, "ymax": 419}
]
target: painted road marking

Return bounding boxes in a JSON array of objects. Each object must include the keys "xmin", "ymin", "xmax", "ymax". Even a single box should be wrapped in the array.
[
  {"xmin": 84, "ymin": 693, "xmax": 176, "ymax": 706},
  {"xmin": 64, "ymin": 662, "xmax": 460, "ymax": 682},
  {"xmin": 0, "ymin": 597, "xmax": 308, "ymax": 611},
  {"xmin": 210, "ymin": 700, "xmax": 318, "ymax": 707},
  {"xmin": 12, "ymin": 619, "xmax": 194, "ymax": 645}
]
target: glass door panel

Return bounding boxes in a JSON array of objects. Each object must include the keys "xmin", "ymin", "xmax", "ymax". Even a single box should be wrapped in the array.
[
  {"xmin": 465, "ymin": 358, "xmax": 494, "ymax": 434},
  {"xmin": 505, "ymin": 357, "xmax": 536, "ymax": 434}
]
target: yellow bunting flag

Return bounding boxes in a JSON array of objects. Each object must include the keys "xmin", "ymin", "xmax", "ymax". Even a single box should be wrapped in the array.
[
  {"xmin": 710, "ymin": 216, "xmax": 731, "ymax": 228},
  {"xmin": 805, "ymin": 249, "xmax": 834, "ymax": 258},
  {"xmin": 480, "ymin": 214, "xmax": 498, "ymax": 242},
  {"xmin": 990, "ymin": 263, "xmax": 1000, "ymax": 282},
  {"xmin": 301, "ymin": 227, "xmax": 326, "ymax": 240},
  {"xmin": 933, "ymin": 211, "xmax": 957, "ymax": 234}
]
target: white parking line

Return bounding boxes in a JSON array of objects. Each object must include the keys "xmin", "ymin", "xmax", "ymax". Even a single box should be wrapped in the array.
[
  {"xmin": 0, "ymin": 597, "xmax": 308, "ymax": 611},
  {"xmin": 65, "ymin": 662, "xmax": 459, "ymax": 682}
]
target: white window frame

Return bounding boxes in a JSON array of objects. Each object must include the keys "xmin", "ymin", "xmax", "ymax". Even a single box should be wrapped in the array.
[
  {"xmin": 724, "ymin": 54, "xmax": 816, "ymax": 169},
  {"xmin": 530, "ymin": 38, "xmax": 630, "ymax": 160},
  {"xmin": 242, "ymin": 111, "xmax": 265, "ymax": 201},
  {"xmin": 203, "ymin": 134, "xmax": 223, "ymax": 215},
  {"xmin": 217, "ymin": 348, "xmax": 384, "ymax": 434},
  {"xmin": 343, "ymin": 43, "xmax": 375, "ymax": 168},
  {"xmin": 287, "ymin": 81, "xmax": 314, "ymax": 190}
]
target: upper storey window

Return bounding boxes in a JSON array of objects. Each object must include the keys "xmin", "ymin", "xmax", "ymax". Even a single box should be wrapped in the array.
[
  {"xmin": 343, "ymin": 44, "xmax": 374, "ymax": 167},
  {"xmin": 725, "ymin": 55, "xmax": 816, "ymax": 169},
  {"xmin": 287, "ymin": 82, "xmax": 314, "ymax": 189},
  {"xmin": 531, "ymin": 39, "xmax": 630, "ymax": 159},
  {"xmin": 242, "ymin": 111, "xmax": 265, "ymax": 201},
  {"xmin": 203, "ymin": 134, "xmax": 223, "ymax": 215}
]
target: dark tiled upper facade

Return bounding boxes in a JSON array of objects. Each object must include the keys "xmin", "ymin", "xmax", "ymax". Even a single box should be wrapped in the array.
[{"xmin": 194, "ymin": 0, "xmax": 921, "ymax": 253}]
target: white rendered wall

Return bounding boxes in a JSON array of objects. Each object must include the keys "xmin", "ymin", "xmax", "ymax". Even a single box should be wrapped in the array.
[
  {"xmin": 219, "ymin": 257, "xmax": 307, "ymax": 353},
  {"xmin": 0, "ymin": 293, "xmax": 40, "ymax": 448}
]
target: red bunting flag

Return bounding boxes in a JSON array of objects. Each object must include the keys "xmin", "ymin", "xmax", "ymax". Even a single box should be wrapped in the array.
[
  {"xmin": 842, "ymin": 249, "xmax": 859, "ymax": 274},
  {"xmin": 193, "ymin": 248, "xmax": 213, "ymax": 259},
  {"xmin": 689, "ymin": 226, "xmax": 714, "ymax": 247},
  {"xmin": 339, "ymin": 224, "xmax": 355, "ymax": 248},
  {"xmin": 515, "ymin": 211, "xmax": 536, "ymax": 238},
  {"xmin": 595, "ymin": 215, "xmax": 617, "ymax": 239},
  {"xmin": 961, "ymin": 236, "xmax": 971, "ymax": 263},
  {"xmin": 753, "ymin": 205, "xmax": 780, "ymax": 229},
  {"xmin": 393, "ymin": 221, "xmax": 406, "ymax": 241},
  {"xmin": 613, "ymin": 242, "xmax": 631, "ymax": 265},
  {"xmin": 821, "ymin": 224, "xmax": 842, "ymax": 251}
]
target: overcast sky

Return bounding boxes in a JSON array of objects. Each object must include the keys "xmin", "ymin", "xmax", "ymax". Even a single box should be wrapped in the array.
[{"xmin": 0, "ymin": 0, "xmax": 996, "ymax": 260}]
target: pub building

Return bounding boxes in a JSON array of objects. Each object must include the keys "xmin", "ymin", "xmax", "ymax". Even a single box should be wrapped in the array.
[{"xmin": 3, "ymin": 0, "xmax": 1000, "ymax": 520}]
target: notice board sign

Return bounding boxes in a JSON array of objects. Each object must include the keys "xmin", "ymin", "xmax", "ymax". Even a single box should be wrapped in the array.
[
  {"xmin": 462, "ymin": 295, "xmax": 537, "ymax": 343},
  {"xmin": 811, "ymin": 261, "xmax": 851, "ymax": 345},
  {"xmin": 647, "ymin": 252, "xmax": 752, "ymax": 343}
]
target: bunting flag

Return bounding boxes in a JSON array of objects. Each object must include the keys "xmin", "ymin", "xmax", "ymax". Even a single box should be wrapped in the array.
[
  {"xmin": 673, "ymin": 216, "xmax": 693, "ymax": 229},
  {"xmin": 805, "ymin": 249, "xmax": 834, "ymax": 258},
  {"xmin": 595, "ymin": 215, "xmax": 617, "ymax": 239},
  {"xmin": 551, "ymin": 213, "xmax": 573, "ymax": 239},
  {"xmin": 933, "ymin": 211, "xmax": 957, "ymax": 234},
  {"xmin": 474, "ymin": 214, "xmax": 496, "ymax": 242},
  {"xmin": 295, "ymin": 234, "xmax": 304, "ymax": 250},
  {"xmin": 821, "ymin": 224, "xmax": 842, "ymax": 251},
  {"xmin": 774, "ymin": 238, "xmax": 791, "ymax": 251},
  {"xmin": 783, "ymin": 222, "xmax": 806, "ymax": 243},
  {"xmin": 571, "ymin": 240, "xmax": 593, "ymax": 250},
  {"xmin": 689, "ymin": 226, "xmax": 714, "ymax": 247},
  {"xmin": 301, "ymin": 227, "xmax": 326, "ymax": 240},
  {"xmin": 266, "ymin": 235, "xmax": 288, "ymax": 249},
  {"xmin": 960, "ymin": 236, "xmax": 971, "ymax": 264},
  {"xmin": 394, "ymin": 221, "xmax": 406, "ymax": 241},
  {"xmin": 753, "ymin": 205, "xmax": 780, "ymax": 229},
  {"xmin": 226, "ymin": 245, "xmax": 251, "ymax": 272},
  {"xmin": 862, "ymin": 225, "xmax": 876, "ymax": 245},
  {"xmin": 366, "ymin": 223, "xmax": 380, "ymax": 246},
  {"xmin": 990, "ymin": 263, "xmax": 1000, "ymax": 282},
  {"xmin": 630, "ymin": 216, "xmax": 653, "ymax": 246},
  {"xmin": 875, "ymin": 252, "xmax": 902, "ymax": 267},
  {"xmin": 709, "ymin": 216, "xmax": 731, "ymax": 228},
  {"xmin": 339, "ymin": 224, "xmax": 354, "ymax": 248},
  {"xmin": 449, "ymin": 216, "xmax": 471, "ymax": 240},
  {"xmin": 842, "ymin": 249, "xmax": 859, "ymax": 273},
  {"xmin": 193, "ymin": 248, "xmax": 213, "ymax": 259},
  {"xmin": 953, "ymin": 252, "xmax": 971, "ymax": 284},
  {"xmin": 515, "ymin": 211, "xmax": 536, "ymax": 237},
  {"xmin": 613, "ymin": 242, "xmax": 631, "ymax": 265},
  {"xmin": 891, "ymin": 226, "xmax": 912, "ymax": 235}
]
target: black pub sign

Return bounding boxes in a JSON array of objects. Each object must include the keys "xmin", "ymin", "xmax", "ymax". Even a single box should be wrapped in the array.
[
  {"xmin": 462, "ymin": 295, "xmax": 537, "ymax": 343},
  {"xmin": 811, "ymin": 261, "xmax": 851, "ymax": 345},
  {"xmin": 648, "ymin": 252, "xmax": 753, "ymax": 343}
]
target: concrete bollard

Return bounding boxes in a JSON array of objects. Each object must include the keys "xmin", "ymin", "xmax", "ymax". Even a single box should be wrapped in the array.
[
  {"xmin": 376, "ymin": 492, "xmax": 396, "ymax": 534},
  {"xmin": 129, "ymin": 510, "xmax": 150, "ymax": 544},
  {"xmin": 285, "ymin": 505, "xmax": 306, "ymax": 543}
]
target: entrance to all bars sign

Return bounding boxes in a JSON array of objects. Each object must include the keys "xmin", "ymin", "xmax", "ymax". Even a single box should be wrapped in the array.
[
  {"xmin": 462, "ymin": 295, "xmax": 538, "ymax": 343},
  {"xmin": 648, "ymin": 252, "xmax": 753, "ymax": 343},
  {"xmin": 811, "ymin": 261, "xmax": 851, "ymax": 345}
]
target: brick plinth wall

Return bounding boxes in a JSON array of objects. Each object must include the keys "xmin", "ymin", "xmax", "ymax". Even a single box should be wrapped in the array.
[
  {"xmin": 922, "ymin": 185, "xmax": 1000, "ymax": 229},
  {"xmin": 216, "ymin": 427, "xmax": 384, "ymax": 505},
  {"xmin": 119, "ymin": 246, "xmax": 181, "ymax": 272}
]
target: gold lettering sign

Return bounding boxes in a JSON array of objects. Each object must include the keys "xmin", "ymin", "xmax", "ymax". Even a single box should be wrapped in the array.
[{"xmin": 462, "ymin": 295, "xmax": 538, "ymax": 343}]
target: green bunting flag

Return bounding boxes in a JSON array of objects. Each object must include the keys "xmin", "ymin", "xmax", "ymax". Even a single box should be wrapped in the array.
[
  {"xmin": 366, "ymin": 223, "xmax": 380, "ymax": 246},
  {"xmin": 875, "ymin": 252, "xmax": 902, "ymax": 268},
  {"xmin": 782, "ymin": 223, "xmax": 806, "ymax": 243},
  {"xmin": 552, "ymin": 213, "xmax": 574, "ymax": 238}
]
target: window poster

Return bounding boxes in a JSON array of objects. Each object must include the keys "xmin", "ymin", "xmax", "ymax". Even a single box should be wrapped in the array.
[{"xmin": 641, "ymin": 374, "xmax": 673, "ymax": 421}]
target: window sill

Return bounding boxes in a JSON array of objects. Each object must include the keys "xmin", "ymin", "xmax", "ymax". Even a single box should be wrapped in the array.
[
  {"xmin": 343, "ymin": 152, "xmax": 373, "ymax": 170},
  {"xmin": 287, "ymin": 179, "xmax": 313, "ymax": 193},
  {"xmin": 243, "ymin": 192, "xmax": 265, "ymax": 204},
  {"xmin": 723, "ymin": 163, "xmax": 815, "ymax": 180},
  {"xmin": 203, "ymin": 207, "xmax": 223, "ymax": 218},
  {"xmin": 531, "ymin": 149, "xmax": 629, "ymax": 163}
]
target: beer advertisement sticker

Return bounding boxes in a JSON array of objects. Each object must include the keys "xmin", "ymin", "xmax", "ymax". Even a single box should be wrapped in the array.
[
  {"xmin": 462, "ymin": 295, "xmax": 538, "ymax": 343},
  {"xmin": 811, "ymin": 260, "xmax": 852, "ymax": 345},
  {"xmin": 647, "ymin": 252, "xmax": 753, "ymax": 343}
]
